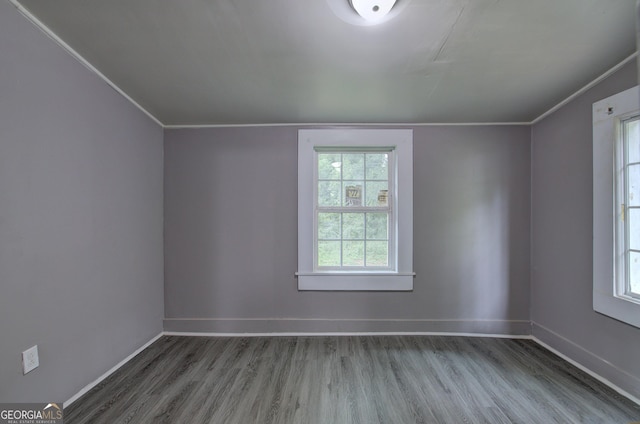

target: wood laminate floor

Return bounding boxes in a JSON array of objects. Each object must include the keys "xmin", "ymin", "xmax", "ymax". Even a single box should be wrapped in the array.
[{"xmin": 64, "ymin": 335, "xmax": 640, "ymax": 424}]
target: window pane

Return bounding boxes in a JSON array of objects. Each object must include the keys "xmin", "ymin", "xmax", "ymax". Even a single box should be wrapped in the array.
[
  {"xmin": 318, "ymin": 153, "xmax": 342, "ymax": 180},
  {"xmin": 628, "ymin": 119, "xmax": 640, "ymax": 164},
  {"xmin": 366, "ymin": 241, "xmax": 388, "ymax": 267},
  {"xmin": 630, "ymin": 251, "xmax": 640, "ymax": 296},
  {"xmin": 343, "ymin": 241, "xmax": 364, "ymax": 266},
  {"xmin": 343, "ymin": 182, "xmax": 363, "ymax": 206},
  {"xmin": 630, "ymin": 208, "xmax": 640, "ymax": 251},
  {"xmin": 630, "ymin": 164, "xmax": 640, "ymax": 206},
  {"xmin": 318, "ymin": 213, "xmax": 340, "ymax": 239},
  {"xmin": 318, "ymin": 181, "xmax": 341, "ymax": 206},
  {"xmin": 366, "ymin": 181, "xmax": 389, "ymax": 206},
  {"xmin": 366, "ymin": 153, "xmax": 389, "ymax": 180},
  {"xmin": 342, "ymin": 154, "xmax": 365, "ymax": 180},
  {"xmin": 318, "ymin": 241, "xmax": 341, "ymax": 267},
  {"xmin": 343, "ymin": 213, "xmax": 364, "ymax": 239},
  {"xmin": 366, "ymin": 213, "xmax": 388, "ymax": 239}
]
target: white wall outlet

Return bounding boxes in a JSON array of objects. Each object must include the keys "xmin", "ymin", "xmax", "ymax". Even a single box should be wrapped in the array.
[{"xmin": 22, "ymin": 345, "xmax": 39, "ymax": 375}]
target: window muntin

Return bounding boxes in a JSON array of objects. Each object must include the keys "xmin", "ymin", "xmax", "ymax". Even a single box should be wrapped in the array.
[{"xmin": 315, "ymin": 150, "xmax": 394, "ymax": 270}]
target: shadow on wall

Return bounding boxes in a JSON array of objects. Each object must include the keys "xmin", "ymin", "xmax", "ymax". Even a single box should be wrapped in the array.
[
  {"xmin": 458, "ymin": 154, "xmax": 511, "ymax": 320},
  {"xmin": 413, "ymin": 129, "xmax": 528, "ymax": 322}
]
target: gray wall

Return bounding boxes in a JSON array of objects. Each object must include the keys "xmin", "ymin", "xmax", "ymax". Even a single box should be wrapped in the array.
[
  {"xmin": 164, "ymin": 125, "xmax": 531, "ymax": 334},
  {"xmin": 531, "ymin": 60, "xmax": 640, "ymax": 397},
  {"xmin": 0, "ymin": 2, "xmax": 164, "ymax": 403}
]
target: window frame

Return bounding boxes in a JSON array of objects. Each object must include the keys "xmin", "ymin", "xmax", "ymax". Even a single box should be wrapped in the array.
[
  {"xmin": 297, "ymin": 129, "xmax": 414, "ymax": 291},
  {"xmin": 593, "ymin": 85, "xmax": 640, "ymax": 328}
]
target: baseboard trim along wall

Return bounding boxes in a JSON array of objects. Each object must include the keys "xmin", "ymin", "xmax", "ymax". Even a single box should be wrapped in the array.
[
  {"xmin": 162, "ymin": 318, "xmax": 532, "ymax": 335},
  {"xmin": 531, "ymin": 321, "xmax": 640, "ymax": 404},
  {"xmin": 163, "ymin": 331, "xmax": 534, "ymax": 339},
  {"xmin": 63, "ymin": 332, "xmax": 164, "ymax": 408}
]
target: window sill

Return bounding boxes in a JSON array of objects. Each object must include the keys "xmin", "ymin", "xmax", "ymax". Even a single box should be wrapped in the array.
[
  {"xmin": 296, "ymin": 272, "xmax": 415, "ymax": 291},
  {"xmin": 593, "ymin": 291, "xmax": 640, "ymax": 329}
]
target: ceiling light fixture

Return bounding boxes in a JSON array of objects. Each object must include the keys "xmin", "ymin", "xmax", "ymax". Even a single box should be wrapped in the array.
[{"xmin": 350, "ymin": 0, "xmax": 397, "ymax": 23}]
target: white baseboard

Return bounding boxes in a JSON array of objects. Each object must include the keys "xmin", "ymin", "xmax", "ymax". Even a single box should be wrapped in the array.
[
  {"xmin": 531, "ymin": 321, "xmax": 640, "ymax": 406},
  {"xmin": 163, "ymin": 318, "xmax": 532, "ymax": 335},
  {"xmin": 163, "ymin": 330, "xmax": 534, "ymax": 338},
  {"xmin": 63, "ymin": 332, "xmax": 164, "ymax": 408}
]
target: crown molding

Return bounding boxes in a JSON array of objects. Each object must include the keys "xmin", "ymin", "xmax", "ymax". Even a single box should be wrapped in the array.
[
  {"xmin": 10, "ymin": 0, "xmax": 164, "ymax": 128},
  {"xmin": 530, "ymin": 52, "xmax": 638, "ymax": 125}
]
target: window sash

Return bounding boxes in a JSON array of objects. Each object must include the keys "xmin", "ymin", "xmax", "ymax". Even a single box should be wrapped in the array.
[
  {"xmin": 621, "ymin": 116, "xmax": 640, "ymax": 299},
  {"xmin": 313, "ymin": 149, "xmax": 396, "ymax": 271},
  {"xmin": 315, "ymin": 212, "xmax": 392, "ymax": 270}
]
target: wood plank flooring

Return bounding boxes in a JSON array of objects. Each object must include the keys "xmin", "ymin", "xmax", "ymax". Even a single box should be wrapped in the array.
[{"xmin": 64, "ymin": 336, "xmax": 640, "ymax": 424}]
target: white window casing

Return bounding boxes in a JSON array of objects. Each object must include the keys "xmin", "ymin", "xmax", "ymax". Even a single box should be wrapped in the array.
[{"xmin": 297, "ymin": 129, "xmax": 414, "ymax": 291}]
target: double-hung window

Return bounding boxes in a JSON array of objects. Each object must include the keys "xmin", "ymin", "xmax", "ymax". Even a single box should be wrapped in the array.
[
  {"xmin": 316, "ymin": 148, "xmax": 393, "ymax": 270},
  {"xmin": 297, "ymin": 129, "xmax": 414, "ymax": 291},
  {"xmin": 593, "ymin": 85, "xmax": 640, "ymax": 328}
]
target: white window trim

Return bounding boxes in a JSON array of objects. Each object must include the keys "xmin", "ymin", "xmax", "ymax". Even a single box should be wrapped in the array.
[
  {"xmin": 297, "ymin": 129, "xmax": 414, "ymax": 291},
  {"xmin": 593, "ymin": 85, "xmax": 640, "ymax": 328}
]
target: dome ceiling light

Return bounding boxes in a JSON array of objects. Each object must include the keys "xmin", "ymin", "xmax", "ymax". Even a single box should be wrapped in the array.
[{"xmin": 350, "ymin": 0, "xmax": 397, "ymax": 23}]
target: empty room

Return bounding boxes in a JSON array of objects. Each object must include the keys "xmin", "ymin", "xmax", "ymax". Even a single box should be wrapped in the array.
[{"xmin": 1, "ymin": 0, "xmax": 640, "ymax": 423}]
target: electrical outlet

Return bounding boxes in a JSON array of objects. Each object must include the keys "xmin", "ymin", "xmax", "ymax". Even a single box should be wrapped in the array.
[{"xmin": 22, "ymin": 345, "xmax": 39, "ymax": 375}]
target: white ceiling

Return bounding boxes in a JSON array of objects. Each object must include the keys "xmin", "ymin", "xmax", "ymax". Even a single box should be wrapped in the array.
[{"xmin": 15, "ymin": 0, "xmax": 637, "ymax": 125}]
